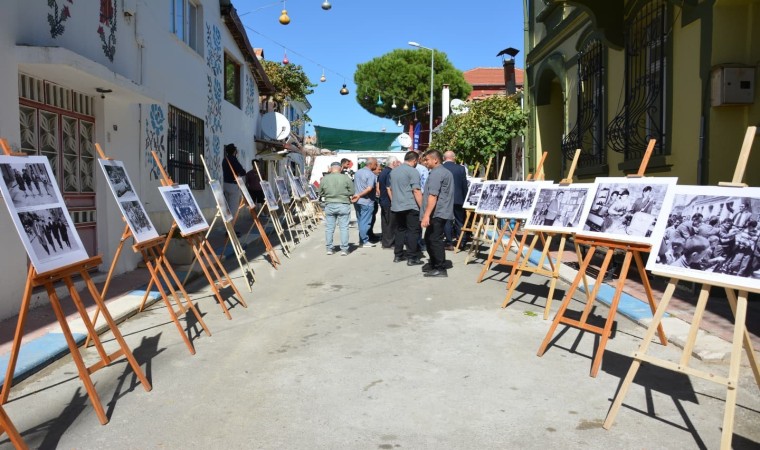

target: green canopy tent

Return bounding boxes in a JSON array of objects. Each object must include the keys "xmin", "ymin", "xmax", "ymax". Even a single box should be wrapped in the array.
[{"xmin": 314, "ymin": 125, "xmax": 397, "ymax": 151}]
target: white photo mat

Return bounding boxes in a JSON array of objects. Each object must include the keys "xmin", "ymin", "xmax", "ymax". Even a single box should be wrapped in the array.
[
  {"xmin": 524, "ymin": 184, "xmax": 597, "ymax": 234},
  {"xmin": 646, "ymin": 185, "xmax": 760, "ymax": 291},
  {"xmin": 496, "ymin": 181, "xmax": 553, "ymax": 219},
  {"xmin": 158, "ymin": 184, "xmax": 209, "ymax": 235},
  {"xmin": 275, "ymin": 177, "xmax": 291, "ymax": 204},
  {"xmin": 464, "ymin": 180, "xmax": 485, "ymax": 210},
  {"xmin": 0, "ymin": 155, "xmax": 89, "ymax": 274},
  {"xmin": 576, "ymin": 177, "xmax": 678, "ymax": 246},
  {"xmin": 209, "ymin": 180, "xmax": 234, "ymax": 223},
  {"xmin": 475, "ymin": 181, "xmax": 510, "ymax": 215},
  {"xmin": 99, "ymin": 159, "xmax": 159, "ymax": 243},
  {"xmin": 235, "ymin": 175, "xmax": 256, "ymax": 209},
  {"xmin": 288, "ymin": 171, "xmax": 307, "ymax": 199},
  {"xmin": 260, "ymin": 180, "xmax": 280, "ymax": 211}
]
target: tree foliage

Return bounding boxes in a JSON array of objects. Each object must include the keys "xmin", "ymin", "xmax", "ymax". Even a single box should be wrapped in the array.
[
  {"xmin": 261, "ymin": 60, "xmax": 317, "ymax": 123},
  {"xmin": 354, "ymin": 49, "xmax": 471, "ymax": 125},
  {"xmin": 431, "ymin": 95, "xmax": 527, "ymax": 166}
]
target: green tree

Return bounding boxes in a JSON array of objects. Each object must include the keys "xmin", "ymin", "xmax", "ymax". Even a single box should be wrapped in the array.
[
  {"xmin": 261, "ymin": 60, "xmax": 317, "ymax": 124},
  {"xmin": 354, "ymin": 49, "xmax": 471, "ymax": 125},
  {"xmin": 431, "ymin": 95, "xmax": 527, "ymax": 167}
]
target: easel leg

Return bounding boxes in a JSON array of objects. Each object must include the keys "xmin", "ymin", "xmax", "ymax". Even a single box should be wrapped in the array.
[
  {"xmin": 0, "ymin": 404, "xmax": 27, "ymax": 449},
  {"xmin": 544, "ymin": 234, "xmax": 561, "ymax": 320},
  {"xmin": 189, "ymin": 238, "xmax": 232, "ymax": 319},
  {"xmin": 633, "ymin": 251, "xmax": 667, "ymax": 345},
  {"xmin": 477, "ymin": 222, "xmax": 510, "ymax": 282},
  {"xmin": 720, "ymin": 289, "xmax": 748, "ymax": 450},
  {"xmin": 455, "ymin": 210, "xmax": 471, "ymax": 253},
  {"xmin": 202, "ymin": 239, "xmax": 247, "ymax": 308},
  {"xmin": 502, "ymin": 231, "xmax": 535, "ymax": 308},
  {"xmin": 1, "ymin": 269, "xmax": 34, "ymax": 404},
  {"xmin": 603, "ymin": 278, "xmax": 678, "ymax": 429}
]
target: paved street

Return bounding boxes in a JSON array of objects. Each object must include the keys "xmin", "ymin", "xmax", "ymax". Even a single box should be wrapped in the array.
[{"xmin": 1, "ymin": 229, "xmax": 759, "ymax": 449}]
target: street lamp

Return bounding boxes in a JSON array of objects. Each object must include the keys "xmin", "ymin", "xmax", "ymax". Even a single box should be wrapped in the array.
[{"xmin": 408, "ymin": 41, "xmax": 434, "ymax": 146}]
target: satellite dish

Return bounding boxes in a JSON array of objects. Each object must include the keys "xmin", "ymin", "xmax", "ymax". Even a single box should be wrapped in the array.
[
  {"xmin": 261, "ymin": 112, "xmax": 291, "ymax": 141},
  {"xmin": 450, "ymin": 98, "xmax": 469, "ymax": 115},
  {"xmin": 397, "ymin": 133, "xmax": 412, "ymax": 148}
]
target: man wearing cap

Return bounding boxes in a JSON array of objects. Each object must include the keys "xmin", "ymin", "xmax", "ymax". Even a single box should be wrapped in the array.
[{"xmin": 319, "ymin": 162, "xmax": 355, "ymax": 255}]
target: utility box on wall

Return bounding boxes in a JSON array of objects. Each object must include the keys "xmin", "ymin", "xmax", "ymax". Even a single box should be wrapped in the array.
[{"xmin": 711, "ymin": 65, "xmax": 755, "ymax": 106}]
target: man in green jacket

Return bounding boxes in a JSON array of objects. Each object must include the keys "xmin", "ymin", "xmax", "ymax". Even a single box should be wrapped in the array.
[{"xmin": 319, "ymin": 161, "xmax": 356, "ymax": 255}]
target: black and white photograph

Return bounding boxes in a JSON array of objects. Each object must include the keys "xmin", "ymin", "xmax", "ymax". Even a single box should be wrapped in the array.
[
  {"xmin": 260, "ymin": 181, "xmax": 280, "ymax": 211},
  {"xmin": 302, "ymin": 176, "xmax": 318, "ymax": 201},
  {"xmin": 308, "ymin": 184, "xmax": 319, "ymax": 202},
  {"xmin": 475, "ymin": 181, "xmax": 509, "ymax": 215},
  {"xmin": 209, "ymin": 180, "xmax": 234, "ymax": 223},
  {"xmin": 158, "ymin": 185, "xmax": 209, "ymax": 235},
  {"xmin": 578, "ymin": 177, "xmax": 677, "ymax": 245},
  {"xmin": 289, "ymin": 172, "xmax": 307, "ymax": 199},
  {"xmin": 0, "ymin": 160, "xmax": 58, "ymax": 208},
  {"xmin": 497, "ymin": 181, "xmax": 551, "ymax": 219},
  {"xmin": 525, "ymin": 184, "xmax": 596, "ymax": 234},
  {"xmin": 275, "ymin": 177, "xmax": 291, "ymax": 204},
  {"xmin": 235, "ymin": 175, "xmax": 255, "ymax": 209},
  {"xmin": 120, "ymin": 200, "xmax": 158, "ymax": 240},
  {"xmin": 103, "ymin": 162, "xmax": 135, "ymax": 198},
  {"xmin": 0, "ymin": 155, "xmax": 89, "ymax": 274},
  {"xmin": 464, "ymin": 180, "xmax": 484, "ymax": 209},
  {"xmin": 646, "ymin": 185, "xmax": 760, "ymax": 291}
]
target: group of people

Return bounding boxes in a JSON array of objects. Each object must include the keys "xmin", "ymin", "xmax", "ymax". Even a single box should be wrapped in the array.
[
  {"xmin": 319, "ymin": 149, "xmax": 467, "ymax": 278},
  {"xmin": 598, "ymin": 186, "xmax": 656, "ymax": 233},
  {"xmin": 23, "ymin": 213, "xmax": 72, "ymax": 256},
  {"xmin": 12, "ymin": 166, "xmax": 52, "ymax": 199},
  {"xmin": 657, "ymin": 201, "xmax": 759, "ymax": 277}
]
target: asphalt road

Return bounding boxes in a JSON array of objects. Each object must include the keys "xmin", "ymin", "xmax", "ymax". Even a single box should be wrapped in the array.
[{"xmin": 1, "ymin": 231, "xmax": 759, "ymax": 449}]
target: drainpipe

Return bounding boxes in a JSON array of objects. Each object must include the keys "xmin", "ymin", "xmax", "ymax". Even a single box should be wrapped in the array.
[{"xmin": 697, "ymin": 115, "xmax": 705, "ymax": 185}]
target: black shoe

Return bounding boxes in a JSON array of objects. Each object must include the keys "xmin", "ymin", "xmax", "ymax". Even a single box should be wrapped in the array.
[
  {"xmin": 421, "ymin": 263, "xmax": 433, "ymax": 273},
  {"xmin": 407, "ymin": 258, "xmax": 424, "ymax": 266},
  {"xmin": 393, "ymin": 256, "xmax": 408, "ymax": 263},
  {"xmin": 424, "ymin": 269, "xmax": 448, "ymax": 278},
  {"xmin": 444, "ymin": 260, "xmax": 453, "ymax": 269}
]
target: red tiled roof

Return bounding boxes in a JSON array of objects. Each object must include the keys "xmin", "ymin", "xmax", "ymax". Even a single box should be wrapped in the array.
[{"xmin": 463, "ymin": 67, "xmax": 524, "ymax": 86}]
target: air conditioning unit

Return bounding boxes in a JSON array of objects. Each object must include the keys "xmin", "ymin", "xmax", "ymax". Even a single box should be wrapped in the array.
[{"xmin": 711, "ymin": 65, "xmax": 755, "ymax": 106}]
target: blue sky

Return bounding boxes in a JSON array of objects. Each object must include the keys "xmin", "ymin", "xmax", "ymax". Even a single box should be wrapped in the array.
[{"xmin": 238, "ymin": 1, "xmax": 525, "ymax": 135}]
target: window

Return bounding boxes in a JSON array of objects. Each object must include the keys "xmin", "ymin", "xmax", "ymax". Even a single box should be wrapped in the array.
[
  {"xmin": 167, "ymin": 105, "xmax": 205, "ymax": 190},
  {"xmin": 607, "ymin": 0, "xmax": 668, "ymax": 161},
  {"xmin": 224, "ymin": 54, "xmax": 241, "ymax": 107},
  {"xmin": 171, "ymin": 0, "xmax": 202, "ymax": 54}
]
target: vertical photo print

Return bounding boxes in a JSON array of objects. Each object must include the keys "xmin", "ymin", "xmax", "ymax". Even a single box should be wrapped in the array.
[
  {"xmin": 0, "ymin": 155, "xmax": 89, "ymax": 274},
  {"xmin": 260, "ymin": 181, "xmax": 280, "ymax": 211},
  {"xmin": 209, "ymin": 180, "xmax": 234, "ymax": 223},
  {"xmin": 497, "ymin": 181, "xmax": 551, "ymax": 219},
  {"xmin": 524, "ymin": 184, "xmax": 597, "ymax": 234},
  {"xmin": 463, "ymin": 180, "xmax": 485, "ymax": 209},
  {"xmin": 646, "ymin": 185, "xmax": 760, "ymax": 291},
  {"xmin": 578, "ymin": 177, "xmax": 677, "ymax": 245},
  {"xmin": 289, "ymin": 172, "xmax": 307, "ymax": 199},
  {"xmin": 99, "ymin": 159, "xmax": 159, "ymax": 243},
  {"xmin": 236, "ymin": 175, "xmax": 256, "ymax": 209},
  {"xmin": 158, "ymin": 185, "xmax": 209, "ymax": 235},
  {"xmin": 475, "ymin": 181, "xmax": 509, "ymax": 215},
  {"xmin": 275, "ymin": 177, "xmax": 291, "ymax": 204}
]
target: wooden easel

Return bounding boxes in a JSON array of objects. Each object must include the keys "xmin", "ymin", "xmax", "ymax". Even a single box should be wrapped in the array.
[
  {"xmin": 145, "ymin": 151, "xmax": 247, "ymax": 320},
  {"xmin": 536, "ymin": 139, "xmax": 666, "ymax": 377},
  {"xmin": 455, "ymin": 156, "xmax": 492, "ymax": 252},
  {"xmin": 0, "ymin": 402, "xmax": 26, "ymax": 449},
  {"xmin": 501, "ymin": 150, "xmax": 591, "ymax": 320},
  {"xmin": 475, "ymin": 152, "xmax": 548, "ymax": 281},
  {"xmin": 287, "ymin": 168, "xmax": 316, "ymax": 234},
  {"xmin": 224, "ymin": 161, "xmax": 281, "ymax": 269},
  {"xmin": 0, "ymin": 140, "xmax": 151, "ymax": 425},
  {"xmin": 464, "ymin": 157, "xmax": 507, "ymax": 265},
  {"xmin": 254, "ymin": 161, "xmax": 292, "ymax": 256},
  {"xmin": 603, "ymin": 126, "xmax": 760, "ymax": 449},
  {"xmin": 86, "ymin": 144, "xmax": 211, "ymax": 355}
]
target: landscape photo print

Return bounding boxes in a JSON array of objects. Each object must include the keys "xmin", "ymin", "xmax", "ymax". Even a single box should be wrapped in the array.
[
  {"xmin": 0, "ymin": 155, "xmax": 89, "ymax": 273},
  {"xmin": 496, "ymin": 181, "xmax": 552, "ymax": 219},
  {"xmin": 158, "ymin": 185, "xmax": 209, "ymax": 235},
  {"xmin": 646, "ymin": 185, "xmax": 760, "ymax": 291},
  {"xmin": 525, "ymin": 184, "xmax": 597, "ymax": 234},
  {"xmin": 578, "ymin": 177, "xmax": 677, "ymax": 246},
  {"xmin": 475, "ymin": 181, "xmax": 509, "ymax": 215},
  {"xmin": 99, "ymin": 159, "xmax": 159, "ymax": 243}
]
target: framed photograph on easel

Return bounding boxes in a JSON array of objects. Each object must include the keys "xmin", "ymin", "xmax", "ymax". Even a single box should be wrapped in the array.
[
  {"xmin": 463, "ymin": 180, "xmax": 484, "ymax": 209},
  {"xmin": 99, "ymin": 159, "xmax": 159, "ymax": 243},
  {"xmin": 158, "ymin": 185, "xmax": 209, "ymax": 235},
  {"xmin": 496, "ymin": 181, "xmax": 552, "ymax": 219},
  {"xmin": 260, "ymin": 180, "xmax": 279, "ymax": 211},
  {"xmin": 235, "ymin": 175, "xmax": 256, "ymax": 209},
  {"xmin": 524, "ymin": 184, "xmax": 597, "ymax": 234},
  {"xmin": 209, "ymin": 180, "xmax": 234, "ymax": 223},
  {"xmin": 0, "ymin": 155, "xmax": 89, "ymax": 274},
  {"xmin": 275, "ymin": 177, "xmax": 291, "ymax": 204}
]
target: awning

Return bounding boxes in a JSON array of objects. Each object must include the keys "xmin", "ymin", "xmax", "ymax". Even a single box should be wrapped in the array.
[{"xmin": 314, "ymin": 126, "xmax": 397, "ymax": 151}]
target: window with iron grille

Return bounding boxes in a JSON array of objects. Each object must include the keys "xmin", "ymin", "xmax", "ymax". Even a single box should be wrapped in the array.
[
  {"xmin": 562, "ymin": 37, "xmax": 606, "ymax": 173},
  {"xmin": 167, "ymin": 105, "xmax": 205, "ymax": 190},
  {"xmin": 607, "ymin": 0, "xmax": 668, "ymax": 161}
]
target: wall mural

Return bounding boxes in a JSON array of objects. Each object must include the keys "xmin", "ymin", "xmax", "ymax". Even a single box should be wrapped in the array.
[
  {"xmin": 48, "ymin": 0, "xmax": 73, "ymax": 38},
  {"xmin": 97, "ymin": 0, "xmax": 118, "ymax": 61},
  {"xmin": 144, "ymin": 104, "xmax": 166, "ymax": 181},
  {"xmin": 204, "ymin": 24, "xmax": 223, "ymax": 180},
  {"xmin": 245, "ymin": 72, "xmax": 256, "ymax": 117}
]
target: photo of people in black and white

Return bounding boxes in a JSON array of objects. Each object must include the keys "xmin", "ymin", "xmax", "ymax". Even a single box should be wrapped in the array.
[
  {"xmin": 475, "ymin": 182, "xmax": 508, "ymax": 215},
  {"xmin": 527, "ymin": 185, "xmax": 593, "ymax": 233},
  {"xmin": 647, "ymin": 186, "xmax": 760, "ymax": 289},
  {"xmin": 302, "ymin": 177, "xmax": 318, "ymax": 201},
  {"xmin": 581, "ymin": 178, "xmax": 676, "ymax": 244},
  {"xmin": 103, "ymin": 163, "xmax": 135, "ymax": 198},
  {"xmin": 289, "ymin": 173, "xmax": 307, "ymax": 199},
  {"xmin": 17, "ymin": 207, "xmax": 81, "ymax": 262},
  {"xmin": 275, "ymin": 177, "xmax": 291, "ymax": 204},
  {"xmin": 159, "ymin": 185, "xmax": 209, "ymax": 235},
  {"xmin": 498, "ymin": 182, "xmax": 544, "ymax": 219},
  {"xmin": 209, "ymin": 180, "xmax": 234, "ymax": 223},
  {"xmin": 260, "ymin": 181, "xmax": 280, "ymax": 211},
  {"xmin": 464, "ymin": 181, "xmax": 484, "ymax": 209},
  {"xmin": 120, "ymin": 200, "xmax": 156, "ymax": 238},
  {"xmin": 0, "ymin": 161, "xmax": 58, "ymax": 208}
]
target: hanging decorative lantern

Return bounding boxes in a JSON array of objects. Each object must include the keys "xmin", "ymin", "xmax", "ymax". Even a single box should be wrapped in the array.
[
  {"xmin": 340, "ymin": 84, "xmax": 349, "ymax": 95},
  {"xmin": 391, "ymin": 98, "xmax": 397, "ymax": 109},
  {"xmin": 403, "ymin": 102, "xmax": 409, "ymax": 111},
  {"xmin": 321, "ymin": 0, "xmax": 332, "ymax": 10},
  {"xmin": 282, "ymin": 52, "xmax": 289, "ymax": 65},
  {"xmin": 320, "ymin": 69, "xmax": 326, "ymax": 82},
  {"xmin": 279, "ymin": 1, "xmax": 290, "ymax": 25},
  {"xmin": 376, "ymin": 95, "xmax": 383, "ymax": 106},
  {"xmin": 411, "ymin": 103, "xmax": 417, "ymax": 113},
  {"xmin": 397, "ymin": 119, "xmax": 402, "ymax": 127}
]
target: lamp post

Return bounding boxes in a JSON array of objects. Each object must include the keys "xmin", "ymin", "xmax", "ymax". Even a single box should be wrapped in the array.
[{"xmin": 408, "ymin": 41, "xmax": 434, "ymax": 146}]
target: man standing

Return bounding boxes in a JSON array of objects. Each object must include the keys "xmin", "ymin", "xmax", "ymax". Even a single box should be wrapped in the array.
[
  {"xmin": 420, "ymin": 150, "xmax": 455, "ymax": 277},
  {"xmin": 351, "ymin": 158, "xmax": 378, "ymax": 247},
  {"xmin": 319, "ymin": 162, "xmax": 355, "ymax": 255},
  {"xmin": 631, "ymin": 186, "xmax": 655, "ymax": 214},
  {"xmin": 378, "ymin": 156, "xmax": 400, "ymax": 249},
  {"xmin": 544, "ymin": 191, "xmax": 565, "ymax": 225},
  {"xmin": 389, "ymin": 152, "xmax": 423, "ymax": 265},
  {"xmin": 442, "ymin": 151, "xmax": 468, "ymax": 250}
]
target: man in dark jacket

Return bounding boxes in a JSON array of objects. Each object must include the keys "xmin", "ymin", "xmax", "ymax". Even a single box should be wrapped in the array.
[{"xmin": 442, "ymin": 151, "xmax": 468, "ymax": 250}]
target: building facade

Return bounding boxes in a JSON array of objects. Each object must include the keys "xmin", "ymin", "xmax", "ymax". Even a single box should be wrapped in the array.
[
  {"xmin": 0, "ymin": 0, "xmax": 273, "ymax": 320},
  {"xmin": 524, "ymin": 0, "xmax": 760, "ymax": 184}
]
